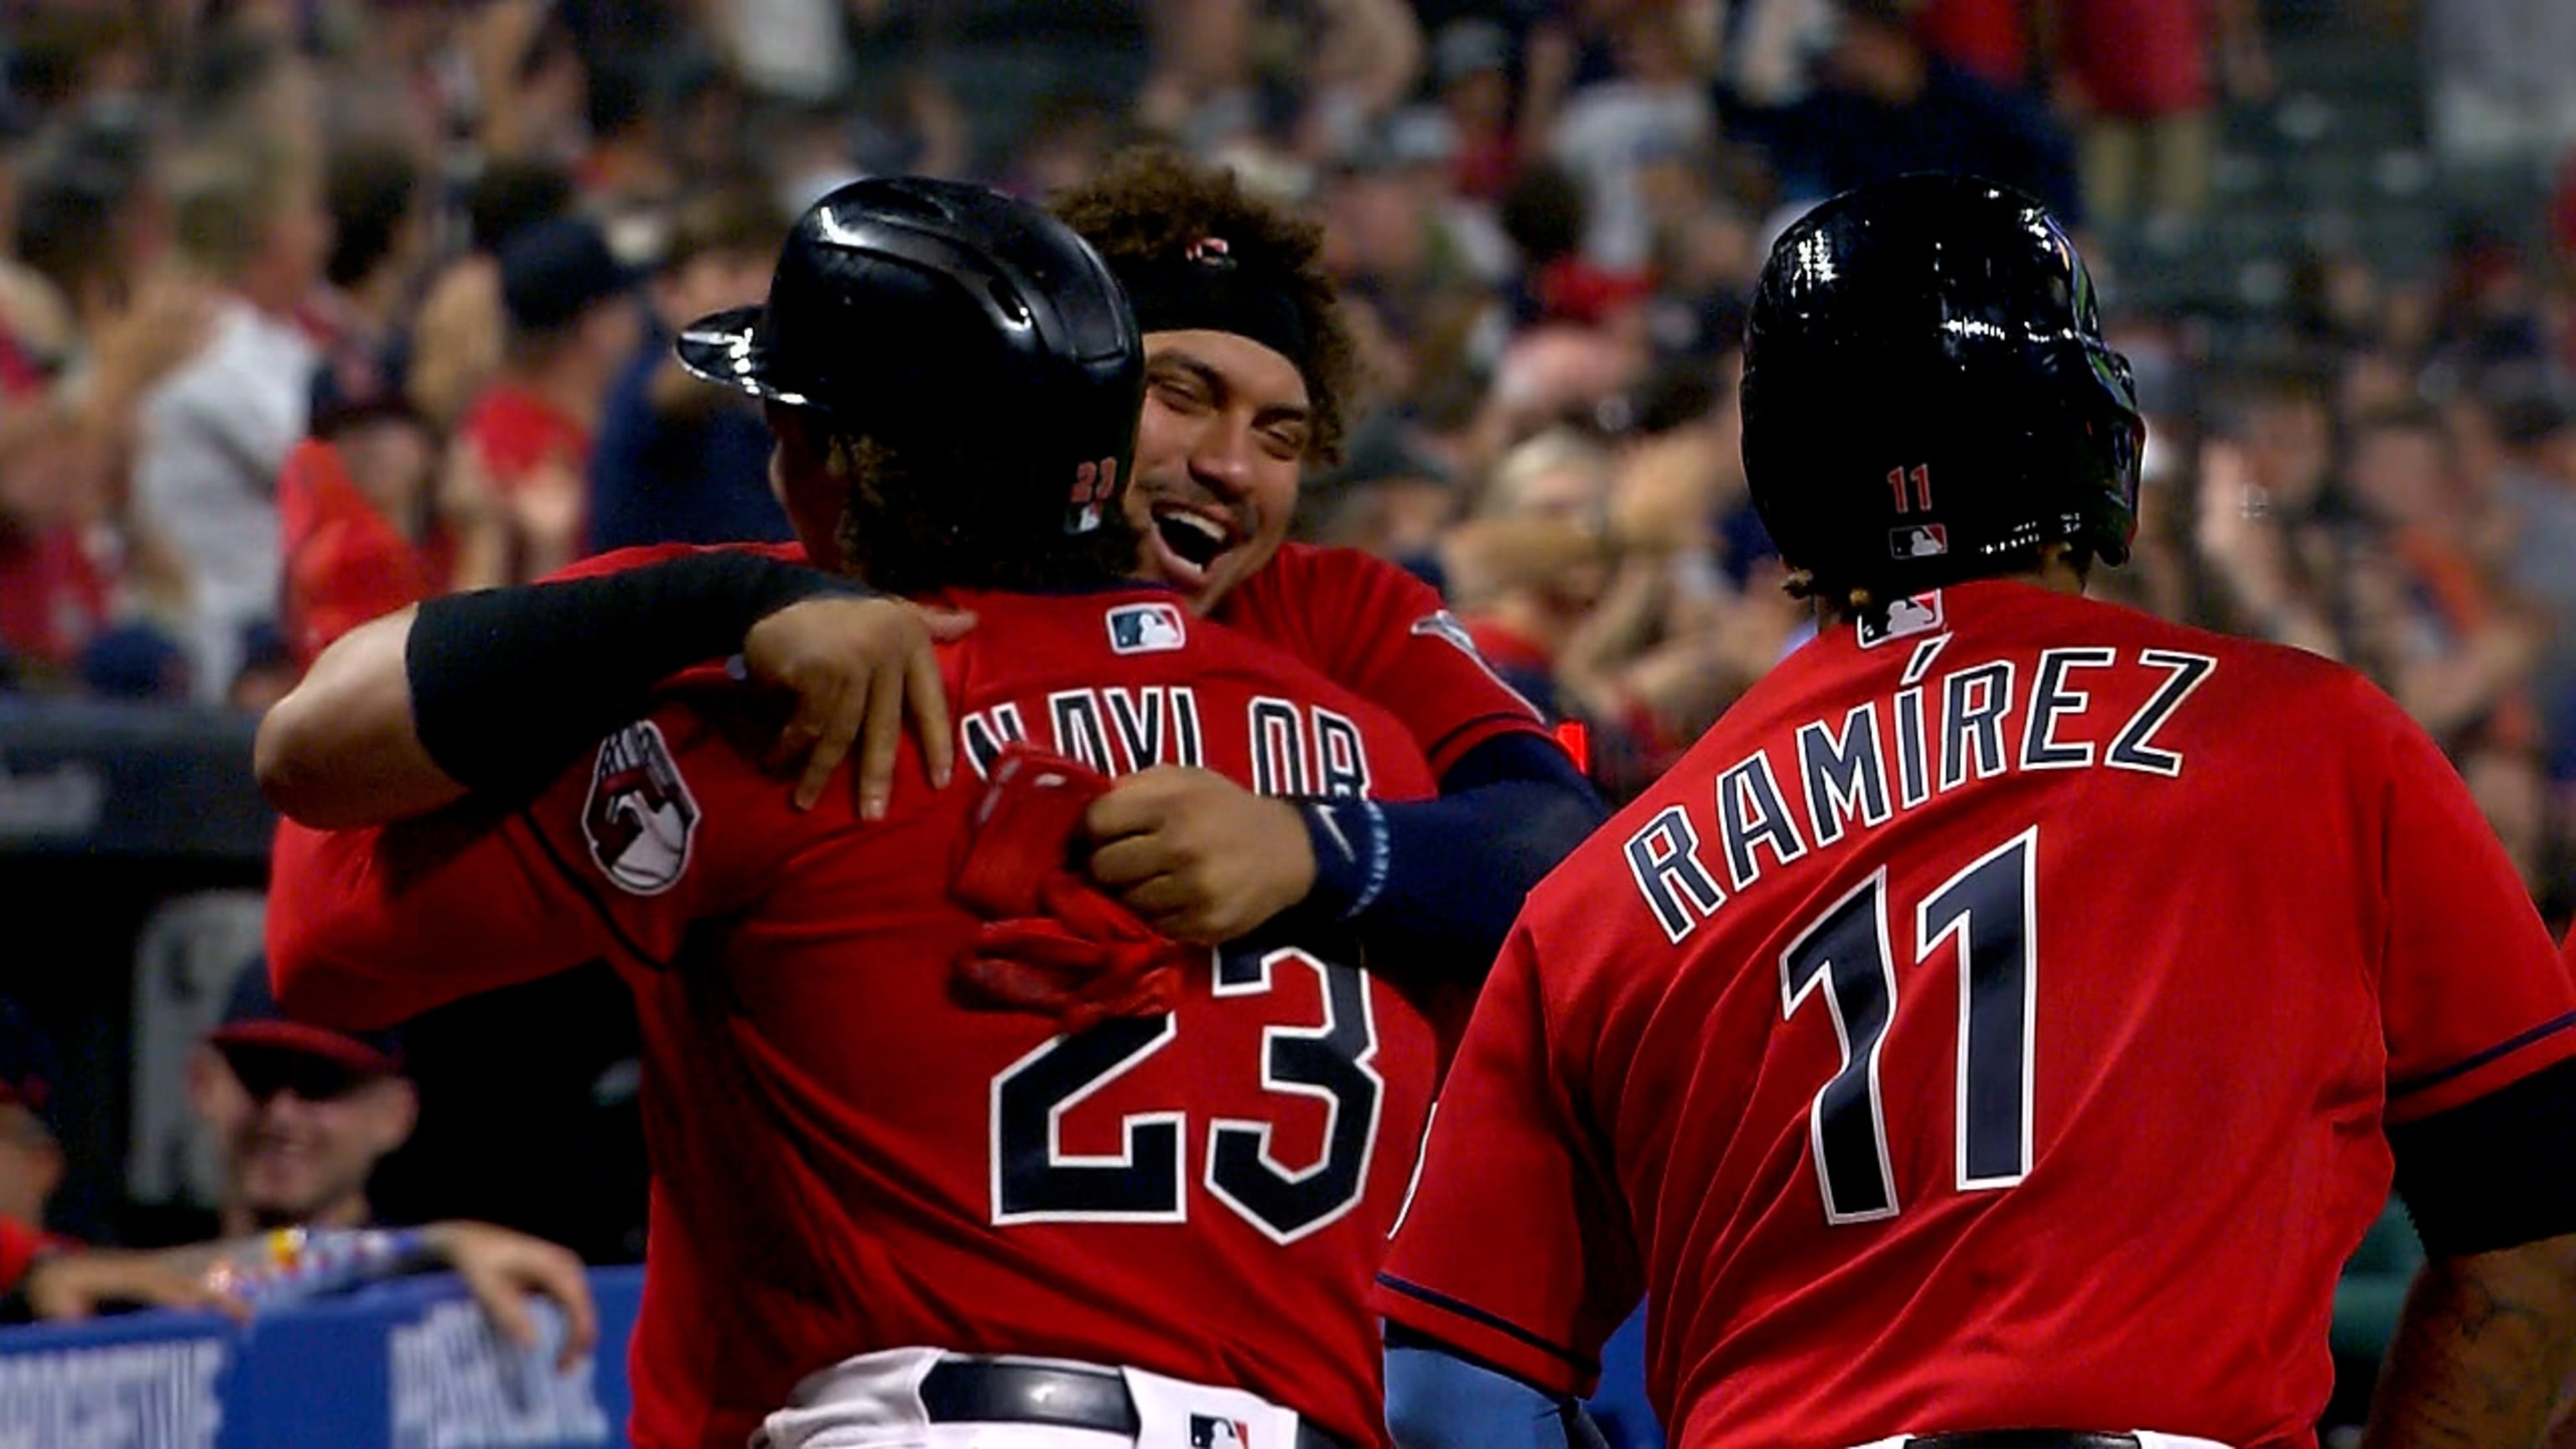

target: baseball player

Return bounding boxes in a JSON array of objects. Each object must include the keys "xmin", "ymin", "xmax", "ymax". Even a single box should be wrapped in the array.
[
  {"xmin": 257, "ymin": 146, "xmax": 1598, "ymax": 981},
  {"xmin": 271, "ymin": 179, "xmax": 1453, "ymax": 1449},
  {"xmin": 1373, "ymin": 176, "xmax": 2576, "ymax": 1449}
]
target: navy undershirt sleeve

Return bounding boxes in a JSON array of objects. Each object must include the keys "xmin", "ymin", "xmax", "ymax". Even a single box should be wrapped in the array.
[
  {"xmin": 2390, "ymin": 1053, "xmax": 2576, "ymax": 1257},
  {"xmin": 1298, "ymin": 732, "xmax": 1608, "ymax": 986}
]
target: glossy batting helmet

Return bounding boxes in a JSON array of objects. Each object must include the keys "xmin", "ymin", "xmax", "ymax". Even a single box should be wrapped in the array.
[
  {"xmin": 1740, "ymin": 174, "xmax": 2143, "ymax": 601},
  {"xmin": 676, "ymin": 176, "xmax": 1143, "ymax": 551}
]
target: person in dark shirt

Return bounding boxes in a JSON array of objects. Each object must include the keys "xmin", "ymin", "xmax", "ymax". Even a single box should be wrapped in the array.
[
  {"xmin": 586, "ymin": 187, "xmax": 792, "ymax": 552},
  {"xmin": 1722, "ymin": 0, "xmax": 2082, "ymax": 225}
]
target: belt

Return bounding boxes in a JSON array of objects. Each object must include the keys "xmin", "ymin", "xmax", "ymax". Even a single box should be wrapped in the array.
[
  {"xmin": 1906, "ymin": 1423, "xmax": 2142, "ymax": 1433},
  {"xmin": 1907, "ymin": 1436, "xmax": 2143, "ymax": 1449},
  {"xmin": 917, "ymin": 1358, "xmax": 1348, "ymax": 1449}
]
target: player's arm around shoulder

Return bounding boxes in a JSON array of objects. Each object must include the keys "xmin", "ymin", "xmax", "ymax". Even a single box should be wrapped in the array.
[
  {"xmin": 256, "ymin": 603, "xmax": 449, "ymax": 828},
  {"xmin": 254, "ymin": 543, "xmax": 721, "ymax": 827},
  {"xmin": 256, "ymin": 543, "xmax": 965, "ymax": 829}
]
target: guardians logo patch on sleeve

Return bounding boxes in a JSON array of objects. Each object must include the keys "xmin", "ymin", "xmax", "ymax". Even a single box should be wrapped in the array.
[{"xmin": 583, "ymin": 721, "xmax": 701, "ymax": 895}]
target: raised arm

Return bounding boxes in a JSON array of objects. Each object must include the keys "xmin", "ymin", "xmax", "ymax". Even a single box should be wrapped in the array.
[{"xmin": 256, "ymin": 548, "xmax": 965, "ymax": 828}]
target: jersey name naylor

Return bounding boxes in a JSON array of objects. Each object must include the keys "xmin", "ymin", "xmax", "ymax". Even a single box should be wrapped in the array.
[
  {"xmin": 1626, "ymin": 633, "xmax": 2216, "ymax": 943},
  {"xmin": 958, "ymin": 688, "xmax": 1375, "ymax": 800}
]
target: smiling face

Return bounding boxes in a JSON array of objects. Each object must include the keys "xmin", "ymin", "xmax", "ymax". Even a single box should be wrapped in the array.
[
  {"xmin": 191, "ymin": 1045, "xmax": 414, "ymax": 1231},
  {"xmin": 1124, "ymin": 330, "xmax": 1312, "ymax": 614}
]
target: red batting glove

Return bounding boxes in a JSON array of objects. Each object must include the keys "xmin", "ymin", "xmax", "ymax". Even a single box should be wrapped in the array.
[
  {"xmin": 949, "ymin": 747, "xmax": 1194, "ymax": 1031},
  {"xmin": 950, "ymin": 746, "xmax": 1111, "ymax": 916}
]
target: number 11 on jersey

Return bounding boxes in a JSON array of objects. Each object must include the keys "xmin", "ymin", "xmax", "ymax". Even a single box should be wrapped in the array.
[{"xmin": 1779, "ymin": 827, "xmax": 2038, "ymax": 1224}]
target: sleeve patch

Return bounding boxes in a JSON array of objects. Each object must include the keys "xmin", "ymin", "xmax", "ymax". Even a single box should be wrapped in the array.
[
  {"xmin": 1410, "ymin": 611, "xmax": 1540, "ymax": 719},
  {"xmin": 582, "ymin": 720, "xmax": 701, "ymax": 895}
]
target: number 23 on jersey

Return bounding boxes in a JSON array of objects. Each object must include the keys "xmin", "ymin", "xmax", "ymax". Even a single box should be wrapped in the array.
[{"xmin": 988, "ymin": 944, "xmax": 1384, "ymax": 1244}]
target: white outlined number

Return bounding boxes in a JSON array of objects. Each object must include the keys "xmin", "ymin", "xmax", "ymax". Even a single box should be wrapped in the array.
[
  {"xmin": 989, "ymin": 947, "xmax": 1381, "ymax": 1240},
  {"xmin": 1780, "ymin": 828, "xmax": 2041, "ymax": 1224}
]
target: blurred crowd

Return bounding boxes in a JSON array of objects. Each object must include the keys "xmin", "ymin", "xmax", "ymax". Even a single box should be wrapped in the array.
[{"xmin": 0, "ymin": 0, "xmax": 2573, "ymax": 915}]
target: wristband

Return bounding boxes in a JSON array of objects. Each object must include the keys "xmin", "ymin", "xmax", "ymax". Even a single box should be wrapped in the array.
[{"xmin": 1298, "ymin": 797, "xmax": 1391, "ymax": 922}]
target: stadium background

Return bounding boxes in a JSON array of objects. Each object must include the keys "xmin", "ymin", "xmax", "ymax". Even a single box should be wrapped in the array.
[{"xmin": 0, "ymin": 0, "xmax": 2569, "ymax": 1442}]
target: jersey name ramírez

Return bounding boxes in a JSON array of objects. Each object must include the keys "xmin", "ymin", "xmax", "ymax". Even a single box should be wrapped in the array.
[{"xmin": 1626, "ymin": 640, "xmax": 2216, "ymax": 943}]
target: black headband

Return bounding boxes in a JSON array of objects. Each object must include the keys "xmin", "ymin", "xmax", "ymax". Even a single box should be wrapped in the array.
[{"xmin": 1116, "ymin": 239, "xmax": 1311, "ymax": 378}]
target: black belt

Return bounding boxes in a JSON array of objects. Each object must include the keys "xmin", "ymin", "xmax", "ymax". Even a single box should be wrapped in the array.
[
  {"xmin": 917, "ymin": 1358, "xmax": 1348, "ymax": 1449},
  {"xmin": 1906, "ymin": 1423, "xmax": 2142, "ymax": 1433},
  {"xmin": 1908, "ymin": 1436, "xmax": 2146, "ymax": 1449}
]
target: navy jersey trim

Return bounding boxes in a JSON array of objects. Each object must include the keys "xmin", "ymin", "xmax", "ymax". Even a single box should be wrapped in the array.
[
  {"xmin": 2389, "ymin": 1009, "xmax": 2576, "ymax": 1100},
  {"xmin": 517, "ymin": 808, "xmax": 677, "ymax": 973},
  {"xmin": 1376, "ymin": 1273, "xmax": 1593, "ymax": 1373}
]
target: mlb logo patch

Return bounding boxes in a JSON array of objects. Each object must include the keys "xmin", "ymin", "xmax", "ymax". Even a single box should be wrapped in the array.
[
  {"xmin": 1190, "ymin": 1415, "xmax": 1251, "ymax": 1448},
  {"xmin": 1857, "ymin": 589, "xmax": 1946, "ymax": 649},
  {"xmin": 1890, "ymin": 523, "xmax": 1949, "ymax": 558},
  {"xmin": 1108, "ymin": 601, "xmax": 1187, "ymax": 654},
  {"xmin": 582, "ymin": 721, "xmax": 701, "ymax": 895}
]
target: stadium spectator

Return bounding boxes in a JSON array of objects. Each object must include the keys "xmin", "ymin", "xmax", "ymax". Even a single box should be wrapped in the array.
[
  {"xmin": 130, "ymin": 134, "xmax": 331, "ymax": 702},
  {"xmin": 1547, "ymin": 6, "xmax": 1716, "ymax": 272},
  {"xmin": 2424, "ymin": 0, "xmax": 2576, "ymax": 176},
  {"xmin": 278, "ymin": 384, "xmax": 443, "ymax": 670},
  {"xmin": 1723, "ymin": 0, "xmax": 2082, "ymax": 223},
  {"xmin": 447, "ymin": 215, "xmax": 639, "ymax": 587},
  {"xmin": 0, "ymin": 1000, "xmax": 70, "ymax": 1297},
  {"xmin": 1911, "ymin": 0, "xmax": 2037, "ymax": 92},
  {"xmin": 189, "ymin": 961, "xmax": 417, "ymax": 1236},
  {"xmin": 0, "ymin": 986, "xmax": 591, "ymax": 1357},
  {"xmin": 309, "ymin": 139, "xmax": 432, "ymax": 434},
  {"xmin": 2050, "ymin": 0, "xmax": 2270, "ymax": 233},
  {"xmin": 0, "ymin": 996, "xmax": 244, "ymax": 1322},
  {"xmin": 0, "ymin": 3, "xmax": 2570, "ymax": 1431},
  {"xmin": 586, "ymin": 185, "xmax": 791, "ymax": 552}
]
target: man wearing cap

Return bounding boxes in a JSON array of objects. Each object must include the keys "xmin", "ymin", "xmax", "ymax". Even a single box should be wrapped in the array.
[
  {"xmin": 192, "ymin": 963, "xmax": 415, "ymax": 1237},
  {"xmin": 0, "ymin": 982, "xmax": 595, "ymax": 1353},
  {"xmin": 448, "ymin": 216, "xmax": 643, "ymax": 588}
]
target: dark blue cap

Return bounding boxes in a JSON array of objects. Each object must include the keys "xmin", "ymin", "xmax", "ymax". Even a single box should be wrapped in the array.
[
  {"xmin": 207, "ymin": 961, "xmax": 403, "ymax": 1083},
  {"xmin": 498, "ymin": 216, "xmax": 638, "ymax": 334}
]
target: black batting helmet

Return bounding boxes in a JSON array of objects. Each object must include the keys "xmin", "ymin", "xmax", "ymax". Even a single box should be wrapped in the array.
[
  {"xmin": 1740, "ymin": 174, "xmax": 2143, "ymax": 601},
  {"xmin": 676, "ymin": 176, "xmax": 1143, "ymax": 554}
]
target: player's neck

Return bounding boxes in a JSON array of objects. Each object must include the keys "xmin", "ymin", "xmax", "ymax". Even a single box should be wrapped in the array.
[{"xmin": 1813, "ymin": 551, "xmax": 2089, "ymax": 627}]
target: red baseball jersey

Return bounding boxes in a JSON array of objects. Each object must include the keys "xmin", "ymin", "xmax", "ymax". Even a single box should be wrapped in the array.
[
  {"xmin": 270, "ymin": 586, "xmax": 1441, "ymax": 1449},
  {"xmin": 1376, "ymin": 579, "xmax": 2576, "ymax": 1449},
  {"xmin": 1196, "ymin": 541, "xmax": 1548, "ymax": 776}
]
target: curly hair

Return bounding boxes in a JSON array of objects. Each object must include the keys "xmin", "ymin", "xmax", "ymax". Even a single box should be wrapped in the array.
[{"xmin": 1052, "ymin": 147, "xmax": 1356, "ymax": 465}]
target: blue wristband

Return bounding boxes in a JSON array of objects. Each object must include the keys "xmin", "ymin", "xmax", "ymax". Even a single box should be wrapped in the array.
[{"xmin": 1300, "ymin": 797, "xmax": 1391, "ymax": 922}]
